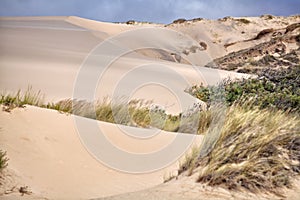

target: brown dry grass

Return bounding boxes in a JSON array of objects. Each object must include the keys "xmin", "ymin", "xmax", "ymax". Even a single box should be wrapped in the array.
[{"xmin": 194, "ymin": 105, "xmax": 300, "ymax": 196}]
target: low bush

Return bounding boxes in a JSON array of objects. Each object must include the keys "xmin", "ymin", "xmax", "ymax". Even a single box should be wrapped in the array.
[
  {"xmin": 235, "ymin": 18, "xmax": 251, "ymax": 24},
  {"xmin": 187, "ymin": 66, "xmax": 300, "ymax": 113},
  {"xmin": 172, "ymin": 18, "xmax": 187, "ymax": 24}
]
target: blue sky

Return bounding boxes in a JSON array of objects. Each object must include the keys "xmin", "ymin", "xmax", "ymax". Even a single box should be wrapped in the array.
[{"xmin": 0, "ymin": 0, "xmax": 299, "ymax": 23}]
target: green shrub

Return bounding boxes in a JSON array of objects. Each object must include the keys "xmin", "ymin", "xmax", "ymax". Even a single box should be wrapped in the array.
[{"xmin": 187, "ymin": 66, "xmax": 300, "ymax": 113}]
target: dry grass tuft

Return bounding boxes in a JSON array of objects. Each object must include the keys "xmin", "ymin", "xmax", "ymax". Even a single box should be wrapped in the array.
[
  {"xmin": 235, "ymin": 18, "xmax": 251, "ymax": 24},
  {"xmin": 0, "ymin": 150, "xmax": 8, "ymax": 172},
  {"xmin": 196, "ymin": 105, "xmax": 300, "ymax": 195},
  {"xmin": 178, "ymin": 146, "xmax": 200, "ymax": 176},
  {"xmin": 0, "ymin": 89, "xmax": 211, "ymax": 134},
  {"xmin": 0, "ymin": 87, "xmax": 44, "ymax": 111}
]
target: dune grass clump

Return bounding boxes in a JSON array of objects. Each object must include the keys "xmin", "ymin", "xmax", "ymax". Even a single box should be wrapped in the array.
[
  {"xmin": 195, "ymin": 105, "xmax": 300, "ymax": 195},
  {"xmin": 178, "ymin": 146, "xmax": 200, "ymax": 176},
  {"xmin": 95, "ymin": 99, "xmax": 151, "ymax": 126},
  {"xmin": 0, "ymin": 150, "xmax": 8, "ymax": 172},
  {"xmin": 0, "ymin": 89, "xmax": 209, "ymax": 133},
  {"xmin": 47, "ymin": 98, "xmax": 154, "ymax": 126},
  {"xmin": 0, "ymin": 87, "xmax": 44, "ymax": 111}
]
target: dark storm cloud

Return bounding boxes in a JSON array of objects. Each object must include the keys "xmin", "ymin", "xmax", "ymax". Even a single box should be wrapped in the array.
[{"xmin": 0, "ymin": 0, "xmax": 299, "ymax": 23}]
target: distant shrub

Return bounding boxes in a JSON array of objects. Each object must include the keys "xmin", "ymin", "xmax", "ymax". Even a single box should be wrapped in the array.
[
  {"xmin": 187, "ymin": 66, "xmax": 300, "ymax": 113},
  {"xmin": 173, "ymin": 18, "xmax": 187, "ymax": 24},
  {"xmin": 236, "ymin": 18, "xmax": 251, "ymax": 24},
  {"xmin": 253, "ymin": 28, "xmax": 274, "ymax": 40},
  {"xmin": 260, "ymin": 14, "xmax": 274, "ymax": 20},
  {"xmin": 191, "ymin": 17, "xmax": 203, "ymax": 22},
  {"xmin": 126, "ymin": 20, "xmax": 136, "ymax": 25},
  {"xmin": 218, "ymin": 16, "xmax": 233, "ymax": 22}
]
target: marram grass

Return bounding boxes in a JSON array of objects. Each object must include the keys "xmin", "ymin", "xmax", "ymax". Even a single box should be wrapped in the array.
[
  {"xmin": 2, "ymin": 89, "xmax": 300, "ymax": 195},
  {"xmin": 194, "ymin": 105, "xmax": 300, "ymax": 195},
  {"xmin": 0, "ymin": 87, "xmax": 44, "ymax": 110},
  {"xmin": 0, "ymin": 150, "xmax": 8, "ymax": 172},
  {"xmin": 0, "ymin": 89, "xmax": 208, "ymax": 134}
]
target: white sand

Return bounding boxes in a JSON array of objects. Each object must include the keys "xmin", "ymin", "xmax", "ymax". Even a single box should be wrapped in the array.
[{"xmin": 0, "ymin": 106, "xmax": 203, "ymax": 199}]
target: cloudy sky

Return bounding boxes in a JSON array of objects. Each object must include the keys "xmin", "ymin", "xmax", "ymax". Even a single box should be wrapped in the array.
[{"xmin": 0, "ymin": 0, "xmax": 299, "ymax": 23}]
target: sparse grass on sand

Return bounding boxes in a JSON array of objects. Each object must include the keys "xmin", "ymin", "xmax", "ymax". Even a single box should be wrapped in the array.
[
  {"xmin": 0, "ymin": 87, "xmax": 44, "ymax": 111},
  {"xmin": 0, "ymin": 89, "xmax": 208, "ymax": 134},
  {"xmin": 0, "ymin": 150, "xmax": 8, "ymax": 186},
  {"xmin": 0, "ymin": 150, "xmax": 8, "ymax": 172},
  {"xmin": 180, "ymin": 104, "xmax": 300, "ymax": 196},
  {"xmin": 187, "ymin": 66, "xmax": 300, "ymax": 113}
]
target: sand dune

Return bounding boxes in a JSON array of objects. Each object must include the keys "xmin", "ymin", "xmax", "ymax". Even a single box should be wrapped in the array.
[
  {"xmin": 0, "ymin": 16, "xmax": 248, "ymax": 113},
  {"xmin": 168, "ymin": 15, "xmax": 300, "ymax": 59},
  {"xmin": 0, "ymin": 106, "xmax": 203, "ymax": 199},
  {"xmin": 0, "ymin": 16, "xmax": 256, "ymax": 199}
]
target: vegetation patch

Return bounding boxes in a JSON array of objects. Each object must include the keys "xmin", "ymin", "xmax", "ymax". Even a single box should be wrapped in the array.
[
  {"xmin": 0, "ymin": 150, "xmax": 8, "ymax": 172},
  {"xmin": 172, "ymin": 18, "xmax": 187, "ymax": 24},
  {"xmin": 235, "ymin": 18, "xmax": 251, "ymax": 24},
  {"xmin": 253, "ymin": 28, "xmax": 274, "ymax": 40},
  {"xmin": 0, "ymin": 89, "xmax": 209, "ymax": 134},
  {"xmin": 179, "ymin": 66, "xmax": 300, "ymax": 195},
  {"xmin": 177, "ymin": 104, "xmax": 300, "ymax": 195},
  {"xmin": 125, "ymin": 20, "xmax": 136, "ymax": 25},
  {"xmin": 196, "ymin": 105, "xmax": 300, "ymax": 195},
  {"xmin": 0, "ymin": 87, "xmax": 44, "ymax": 112},
  {"xmin": 187, "ymin": 66, "xmax": 300, "ymax": 113},
  {"xmin": 285, "ymin": 22, "xmax": 300, "ymax": 33},
  {"xmin": 260, "ymin": 14, "xmax": 274, "ymax": 20}
]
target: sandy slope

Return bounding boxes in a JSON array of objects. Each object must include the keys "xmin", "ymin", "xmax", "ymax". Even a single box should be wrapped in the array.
[
  {"xmin": 0, "ymin": 106, "xmax": 203, "ymax": 199},
  {"xmin": 169, "ymin": 15, "xmax": 300, "ymax": 61},
  {"xmin": 100, "ymin": 176, "xmax": 300, "ymax": 200}
]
